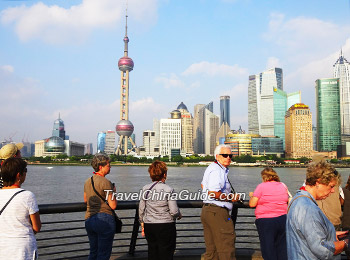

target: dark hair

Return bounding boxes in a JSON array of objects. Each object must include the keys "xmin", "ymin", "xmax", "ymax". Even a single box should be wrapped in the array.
[
  {"xmin": 261, "ymin": 167, "xmax": 280, "ymax": 182},
  {"xmin": 91, "ymin": 153, "xmax": 110, "ymax": 172},
  {"xmin": 1, "ymin": 157, "xmax": 27, "ymax": 186},
  {"xmin": 148, "ymin": 161, "xmax": 167, "ymax": 181}
]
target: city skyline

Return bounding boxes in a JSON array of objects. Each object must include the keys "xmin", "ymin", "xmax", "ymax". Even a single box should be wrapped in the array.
[{"xmin": 1, "ymin": 0, "xmax": 350, "ymax": 148}]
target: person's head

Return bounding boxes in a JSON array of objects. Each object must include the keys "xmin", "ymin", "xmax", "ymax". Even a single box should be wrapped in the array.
[
  {"xmin": 306, "ymin": 161, "xmax": 340, "ymax": 200},
  {"xmin": 214, "ymin": 144, "xmax": 232, "ymax": 168},
  {"xmin": 1, "ymin": 157, "xmax": 27, "ymax": 187},
  {"xmin": 261, "ymin": 167, "xmax": 280, "ymax": 182},
  {"xmin": 0, "ymin": 143, "xmax": 23, "ymax": 160},
  {"xmin": 91, "ymin": 153, "xmax": 110, "ymax": 175},
  {"xmin": 148, "ymin": 160, "xmax": 167, "ymax": 181}
]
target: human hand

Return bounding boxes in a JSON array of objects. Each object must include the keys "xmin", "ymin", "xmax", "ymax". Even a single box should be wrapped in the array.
[
  {"xmin": 177, "ymin": 213, "xmax": 182, "ymax": 220},
  {"xmin": 249, "ymin": 192, "xmax": 253, "ymax": 197},
  {"xmin": 141, "ymin": 223, "xmax": 145, "ymax": 237}
]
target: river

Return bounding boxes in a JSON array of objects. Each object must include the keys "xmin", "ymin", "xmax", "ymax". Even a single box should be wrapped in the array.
[{"xmin": 23, "ymin": 165, "xmax": 350, "ymax": 204}]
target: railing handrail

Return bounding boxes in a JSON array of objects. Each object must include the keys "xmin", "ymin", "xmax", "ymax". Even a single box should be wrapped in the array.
[{"xmin": 38, "ymin": 200, "xmax": 251, "ymax": 214}]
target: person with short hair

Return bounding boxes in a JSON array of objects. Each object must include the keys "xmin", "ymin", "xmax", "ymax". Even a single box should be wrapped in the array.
[
  {"xmin": 0, "ymin": 142, "xmax": 24, "ymax": 189},
  {"xmin": 84, "ymin": 153, "xmax": 117, "ymax": 260},
  {"xmin": 139, "ymin": 160, "xmax": 181, "ymax": 260},
  {"xmin": 249, "ymin": 167, "xmax": 289, "ymax": 260},
  {"xmin": 0, "ymin": 157, "xmax": 41, "ymax": 260},
  {"xmin": 200, "ymin": 144, "xmax": 239, "ymax": 260},
  {"xmin": 287, "ymin": 161, "xmax": 348, "ymax": 259}
]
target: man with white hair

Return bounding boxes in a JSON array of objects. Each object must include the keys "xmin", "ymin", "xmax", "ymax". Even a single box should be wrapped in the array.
[{"xmin": 201, "ymin": 144, "xmax": 238, "ymax": 260}]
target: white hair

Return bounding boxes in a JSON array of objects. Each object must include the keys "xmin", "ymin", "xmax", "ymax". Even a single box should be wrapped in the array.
[{"xmin": 214, "ymin": 144, "xmax": 232, "ymax": 159}]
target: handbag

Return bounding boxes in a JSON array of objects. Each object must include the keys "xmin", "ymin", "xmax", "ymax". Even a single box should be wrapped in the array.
[{"xmin": 90, "ymin": 176, "xmax": 122, "ymax": 233}]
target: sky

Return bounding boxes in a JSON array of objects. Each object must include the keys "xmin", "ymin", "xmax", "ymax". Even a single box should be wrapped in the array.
[{"xmin": 1, "ymin": 0, "xmax": 350, "ymax": 150}]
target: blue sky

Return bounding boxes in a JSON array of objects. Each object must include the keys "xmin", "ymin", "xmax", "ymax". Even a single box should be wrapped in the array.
[{"xmin": 1, "ymin": 0, "xmax": 350, "ymax": 149}]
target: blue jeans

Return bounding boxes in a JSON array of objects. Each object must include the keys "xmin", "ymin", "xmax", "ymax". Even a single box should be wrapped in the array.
[
  {"xmin": 255, "ymin": 214, "xmax": 287, "ymax": 260},
  {"xmin": 85, "ymin": 213, "xmax": 116, "ymax": 260}
]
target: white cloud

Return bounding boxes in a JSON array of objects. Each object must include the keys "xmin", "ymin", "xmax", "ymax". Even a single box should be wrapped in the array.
[
  {"xmin": 266, "ymin": 57, "xmax": 281, "ymax": 70},
  {"xmin": 0, "ymin": 0, "xmax": 158, "ymax": 44},
  {"xmin": 1, "ymin": 65, "xmax": 14, "ymax": 73},
  {"xmin": 182, "ymin": 61, "xmax": 248, "ymax": 77},
  {"xmin": 155, "ymin": 73, "xmax": 185, "ymax": 89},
  {"xmin": 263, "ymin": 12, "xmax": 350, "ymax": 62},
  {"xmin": 220, "ymin": 83, "xmax": 246, "ymax": 99}
]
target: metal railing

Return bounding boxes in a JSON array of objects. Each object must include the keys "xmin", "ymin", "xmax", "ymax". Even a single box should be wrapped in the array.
[{"xmin": 37, "ymin": 201, "xmax": 260, "ymax": 260}]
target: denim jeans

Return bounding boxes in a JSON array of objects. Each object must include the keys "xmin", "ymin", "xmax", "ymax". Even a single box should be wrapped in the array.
[{"xmin": 85, "ymin": 213, "xmax": 116, "ymax": 260}]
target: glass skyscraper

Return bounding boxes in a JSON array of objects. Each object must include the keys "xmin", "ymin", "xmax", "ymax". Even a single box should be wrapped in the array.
[
  {"xmin": 220, "ymin": 96, "xmax": 230, "ymax": 127},
  {"xmin": 333, "ymin": 51, "xmax": 350, "ymax": 143},
  {"xmin": 97, "ymin": 132, "xmax": 106, "ymax": 153},
  {"xmin": 248, "ymin": 68, "xmax": 300, "ymax": 148},
  {"xmin": 52, "ymin": 114, "xmax": 65, "ymax": 140},
  {"xmin": 315, "ymin": 78, "xmax": 341, "ymax": 151}
]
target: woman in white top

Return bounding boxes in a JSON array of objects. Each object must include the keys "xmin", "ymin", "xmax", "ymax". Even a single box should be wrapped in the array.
[{"xmin": 0, "ymin": 157, "xmax": 41, "ymax": 260}]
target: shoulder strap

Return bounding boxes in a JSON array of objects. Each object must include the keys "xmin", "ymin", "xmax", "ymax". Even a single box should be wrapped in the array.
[
  {"xmin": 0, "ymin": 190, "xmax": 25, "ymax": 215},
  {"xmin": 287, "ymin": 194, "xmax": 316, "ymax": 213},
  {"xmin": 145, "ymin": 181, "xmax": 159, "ymax": 200}
]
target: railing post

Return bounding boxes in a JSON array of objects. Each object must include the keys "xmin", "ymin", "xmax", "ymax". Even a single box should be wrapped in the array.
[
  {"xmin": 128, "ymin": 208, "xmax": 140, "ymax": 256},
  {"xmin": 231, "ymin": 206, "xmax": 238, "ymax": 228}
]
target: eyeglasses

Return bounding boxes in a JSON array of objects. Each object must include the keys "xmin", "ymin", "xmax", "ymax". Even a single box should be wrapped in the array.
[{"xmin": 220, "ymin": 154, "xmax": 233, "ymax": 159}]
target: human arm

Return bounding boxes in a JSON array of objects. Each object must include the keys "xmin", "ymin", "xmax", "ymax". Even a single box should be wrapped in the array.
[
  {"xmin": 249, "ymin": 196, "xmax": 259, "ymax": 208},
  {"xmin": 30, "ymin": 212, "xmax": 41, "ymax": 234},
  {"xmin": 107, "ymin": 184, "xmax": 117, "ymax": 210},
  {"xmin": 84, "ymin": 192, "xmax": 87, "ymax": 203},
  {"xmin": 168, "ymin": 189, "xmax": 182, "ymax": 220}
]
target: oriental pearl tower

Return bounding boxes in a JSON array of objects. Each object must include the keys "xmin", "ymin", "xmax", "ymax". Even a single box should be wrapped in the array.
[{"xmin": 115, "ymin": 9, "xmax": 136, "ymax": 155}]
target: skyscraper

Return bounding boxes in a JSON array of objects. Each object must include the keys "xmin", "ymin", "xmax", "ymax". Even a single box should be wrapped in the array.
[
  {"xmin": 115, "ymin": 9, "xmax": 136, "ymax": 155},
  {"xmin": 177, "ymin": 102, "xmax": 194, "ymax": 154},
  {"xmin": 105, "ymin": 131, "xmax": 116, "ymax": 155},
  {"xmin": 285, "ymin": 103, "xmax": 313, "ymax": 158},
  {"xmin": 97, "ymin": 132, "xmax": 106, "ymax": 153},
  {"xmin": 220, "ymin": 96, "xmax": 230, "ymax": 127},
  {"xmin": 159, "ymin": 116, "xmax": 181, "ymax": 157},
  {"xmin": 193, "ymin": 104, "xmax": 205, "ymax": 154},
  {"xmin": 333, "ymin": 50, "xmax": 350, "ymax": 143},
  {"xmin": 315, "ymin": 78, "xmax": 341, "ymax": 151},
  {"xmin": 52, "ymin": 113, "xmax": 65, "ymax": 140},
  {"xmin": 248, "ymin": 68, "xmax": 300, "ymax": 148}
]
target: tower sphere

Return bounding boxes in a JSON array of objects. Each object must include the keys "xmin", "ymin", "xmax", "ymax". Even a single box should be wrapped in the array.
[
  {"xmin": 118, "ymin": 56, "xmax": 134, "ymax": 71},
  {"xmin": 44, "ymin": 136, "xmax": 65, "ymax": 153},
  {"xmin": 116, "ymin": 120, "xmax": 134, "ymax": 137}
]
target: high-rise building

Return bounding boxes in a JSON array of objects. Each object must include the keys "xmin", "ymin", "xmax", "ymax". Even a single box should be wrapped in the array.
[
  {"xmin": 312, "ymin": 126, "xmax": 317, "ymax": 151},
  {"xmin": 153, "ymin": 118, "xmax": 160, "ymax": 147},
  {"xmin": 193, "ymin": 104, "xmax": 205, "ymax": 154},
  {"xmin": 251, "ymin": 136, "xmax": 284, "ymax": 157},
  {"xmin": 85, "ymin": 143, "xmax": 93, "ymax": 155},
  {"xmin": 52, "ymin": 113, "xmax": 66, "ymax": 140},
  {"xmin": 248, "ymin": 68, "xmax": 300, "ymax": 148},
  {"xmin": 139, "ymin": 130, "xmax": 159, "ymax": 157},
  {"xmin": 177, "ymin": 102, "xmax": 194, "ymax": 154},
  {"xmin": 333, "ymin": 51, "xmax": 350, "ymax": 143},
  {"xmin": 315, "ymin": 78, "xmax": 341, "ymax": 152},
  {"xmin": 115, "ymin": 10, "xmax": 136, "ymax": 155},
  {"xmin": 220, "ymin": 96, "xmax": 230, "ymax": 127},
  {"xmin": 97, "ymin": 132, "xmax": 106, "ymax": 153},
  {"xmin": 285, "ymin": 103, "xmax": 313, "ymax": 158},
  {"xmin": 159, "ymin": 117, "xmax": 181, "ymax": 157},
  {"xmin": 105, "ymin": 131, "xmax": 116, "ymax": 155},
  {"xmin": 193, "ymin": 102, "xmax": 219, "ymax": 155}
]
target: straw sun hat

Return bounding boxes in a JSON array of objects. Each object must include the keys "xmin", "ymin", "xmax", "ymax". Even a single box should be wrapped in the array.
[{"xmin": 0, "ymin": 143, "xmax": 24, "ymax": 159}]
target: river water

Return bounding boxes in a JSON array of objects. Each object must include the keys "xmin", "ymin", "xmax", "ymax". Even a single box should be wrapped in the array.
[{"xmin": 23, "ymin": 165, "xmax": 350, "ymax": 204}]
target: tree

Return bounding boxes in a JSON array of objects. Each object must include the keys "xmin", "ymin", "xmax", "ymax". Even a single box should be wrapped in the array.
[{"xmin": 171, "ymin": 155, "xmax": 183, "ymax": 162}]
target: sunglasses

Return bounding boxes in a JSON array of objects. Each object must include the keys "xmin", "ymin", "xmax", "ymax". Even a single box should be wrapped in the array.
[{"xmin": 220, "ymin": 154, "xmax": 233, "ymax": 158}]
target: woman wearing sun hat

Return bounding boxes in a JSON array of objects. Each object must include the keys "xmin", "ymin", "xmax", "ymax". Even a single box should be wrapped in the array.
[{"xmin": 0, "ymin": 143, "xmax": 24, "ymax": 189}]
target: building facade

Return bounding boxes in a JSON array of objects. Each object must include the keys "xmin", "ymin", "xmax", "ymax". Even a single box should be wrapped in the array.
[
  {"xmin": 159, "ymin": 118, "xmax": 181, "ymax": 157},
  {"xmin": 248, "ymin": 68, "xmax": 301, "ymax": 148},
  {"xmin": 97, "ymin": 132, "xmax": 106, "ymax": 153},
  {"xmin": 139, "ymin": 130, "xmax": 159, "ymax": 157},
  {"xmin": 220, "ymin": 96, "xmax": 230, "ymax": 127},
  {"xmin": 333, "ymin": 51, "xmax": 350, "ymax": 143},
  {"xmin": 315, "ymin": 78, "xmax": 341, "ymax": 152},
  {"xmin": 52, "ymin": 114, "xmax": 66, "ymax": 140},
  {"xmin": 285, "ymin": 103, "xmax": 313, "ymax": 158},
  {"xmin": 251, "ymin": 137, "xmax": 284, "ymax": 157},
  {"xmin": 177, "ymin": 102, "xmax": 194, "ymax": 154},
  {"xmin": 225, "ymin": 131, "xmax": 260, "ymax": 156},
  {"xmin": 105, "ymin": 131, "xmax": 116, "ymax": 155},
  {"xmin": 193, "ymin": 104, "xmax": 205, "ymax": 154}
]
